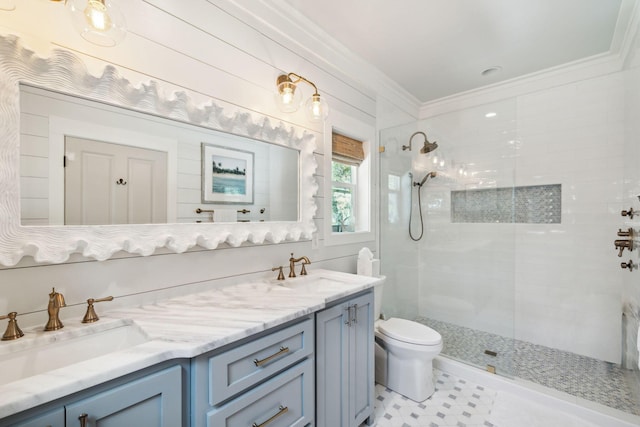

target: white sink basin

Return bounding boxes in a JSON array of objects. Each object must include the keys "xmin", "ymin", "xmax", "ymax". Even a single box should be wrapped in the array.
[
  {"xmin": 0, "ymin": 320, "xmax": 149, "ymax": 386},
  {"xmin": 277, "ymin": 275, "xmax": 350, "ymax": 292}
]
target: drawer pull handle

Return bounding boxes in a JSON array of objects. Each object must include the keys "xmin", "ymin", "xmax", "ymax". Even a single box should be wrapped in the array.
[
  {"xmin": 252, "ymin": 405, "xmax": 288, "ymax": 427},
  {"xmin": 253, "ymin": 346, "xmax": 290, "ymax": 367},
  {"xmin": 79, "ymin": 414, "xmax": 88, "ymax": 427}
]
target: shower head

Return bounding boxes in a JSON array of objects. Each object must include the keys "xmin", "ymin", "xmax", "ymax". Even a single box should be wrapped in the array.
[
  {"xmin": 420, "ymin": 140, "xmax": 439, "ymax": 154},
  {"xmin": 402, "ymin": 131, "xmax": 438, "ymax": 154},
  {"xmin": 414, "ymin": 171, "xmax": 437, "ymax": 187}
]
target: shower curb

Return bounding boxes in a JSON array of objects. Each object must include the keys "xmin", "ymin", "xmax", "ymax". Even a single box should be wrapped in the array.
[{"xmin": 434, "ymin": 356, "xmax": 640, "ymax": 427}]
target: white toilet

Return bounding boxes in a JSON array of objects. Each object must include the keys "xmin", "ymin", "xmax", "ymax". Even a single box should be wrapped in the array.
[{"xmin": 373, "ymin": 279, "xmax": 443, "ymax": 402}]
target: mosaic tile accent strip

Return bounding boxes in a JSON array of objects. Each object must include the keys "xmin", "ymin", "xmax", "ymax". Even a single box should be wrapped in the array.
[
  {"xmin": 417, "ymin": 317, "xmax": 640, "ymax": 416},
  {"xmin": 451, "ymin": 184, "xmax": 561, "ymax": 224},
  {"xmin": 373, "ymin": 369, "xmax": 496, "ymax": 427}
]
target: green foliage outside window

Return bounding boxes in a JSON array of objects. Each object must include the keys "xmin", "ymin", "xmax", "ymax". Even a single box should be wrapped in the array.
[
  {"xmin": 331, "ymin": 161, "xmax": 355, "ymax": 232},
  {"xmin": 332, "ymin": 161, "xmax": 352, "ymax": 183}
]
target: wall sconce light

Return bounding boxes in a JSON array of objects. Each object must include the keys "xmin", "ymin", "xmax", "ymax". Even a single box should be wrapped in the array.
[
  {"xmin": 275, "ymin": 72, "xmax": 328, "ymax": 122},
  {"xmin": 51, "ymin": 0, "xmax": 126, "ymax": 47}
]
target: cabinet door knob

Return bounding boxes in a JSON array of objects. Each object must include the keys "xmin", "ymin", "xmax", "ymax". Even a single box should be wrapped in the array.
[{"xmin": 78, "ymin": 414, "xmax": 88, "ymax": 427}]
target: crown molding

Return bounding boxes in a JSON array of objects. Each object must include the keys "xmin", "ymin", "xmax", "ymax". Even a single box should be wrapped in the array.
[
  {"xmin": 419, "ymin": 0, "xmax": 640, "ymax": 118},
  {"xmin": 419, "ymin": 52, "xmax": 624, "ymax": 118}
]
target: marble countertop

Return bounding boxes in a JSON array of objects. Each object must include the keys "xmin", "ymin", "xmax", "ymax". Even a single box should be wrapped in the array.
[{"xmin": 0, "ymin": 269, "xmax": 383, "ymax": 419}]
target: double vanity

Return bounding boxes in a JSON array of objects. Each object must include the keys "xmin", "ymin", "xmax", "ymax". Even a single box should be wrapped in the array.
[
  {"xmin": 0, "ymin": 33, "xmax": 379, "ymax": 427},
  {"xmin": 0, "ymin": 269, "xmax": 382, "ymax": 427}
]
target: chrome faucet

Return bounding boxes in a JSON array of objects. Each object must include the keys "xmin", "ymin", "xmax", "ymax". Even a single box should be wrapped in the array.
[
  {"xmin": 288, "ymin": 253, "xmax": 311, "ymax": 277},
  {"xmin": 45, "ymin": 287, "xmax": 66, "ymax": 331}
]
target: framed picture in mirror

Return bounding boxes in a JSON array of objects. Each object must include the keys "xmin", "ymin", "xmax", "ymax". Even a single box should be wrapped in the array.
[{"xmin": 201, "ymin": 143, "xmax": 254, "ymax": 204}]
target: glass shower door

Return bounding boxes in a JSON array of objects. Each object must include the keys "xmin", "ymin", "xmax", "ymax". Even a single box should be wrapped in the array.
[{"xmin": 380, "ymin": 98, "xmax": 517, "ymax": 377}]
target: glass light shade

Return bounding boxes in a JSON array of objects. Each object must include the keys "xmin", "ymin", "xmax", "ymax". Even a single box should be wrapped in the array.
[
  {"xmin": 66, "ymin": 0, "xmax": 126, "ymax": 47},
  {"xmin": 0, "ymin": 0, "xmax": 16, "ymax": 11},
  {"xmin": 275, "ymin": 80, "xmax": 302, "ymax": 113},
  {"xmin": 305, "ymin": 93, "xmax": 328, "ymax": 122}
]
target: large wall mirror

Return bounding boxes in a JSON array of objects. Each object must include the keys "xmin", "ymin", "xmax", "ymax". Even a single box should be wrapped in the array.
[{"xmin": 0, "ymin": 35, "xmax": 317, "ymax": 265}]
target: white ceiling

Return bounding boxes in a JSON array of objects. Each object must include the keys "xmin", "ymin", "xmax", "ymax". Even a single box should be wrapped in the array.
[{"xmin": 283, "ymin": 0, "xmax": 628, "ymax": 103}]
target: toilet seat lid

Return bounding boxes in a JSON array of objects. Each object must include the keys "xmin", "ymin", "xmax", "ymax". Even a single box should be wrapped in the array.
[{"xmin": 378, "ymin": 318, "xmax": 442, "ymax": 346}]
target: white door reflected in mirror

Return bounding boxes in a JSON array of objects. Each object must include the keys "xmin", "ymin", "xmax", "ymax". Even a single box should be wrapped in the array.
[{"xmin": 64, "ymin": 137, "xmax": 168, "ymax": 225}]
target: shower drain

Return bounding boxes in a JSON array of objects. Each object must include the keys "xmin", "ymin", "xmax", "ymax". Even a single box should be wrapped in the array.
[{"xmin": 484, "ymin": 349, "xmax": 498, "ymax": 357}]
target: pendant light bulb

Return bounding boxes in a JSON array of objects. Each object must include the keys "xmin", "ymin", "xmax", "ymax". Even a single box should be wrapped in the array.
[
  {"xmin": 66, "ymin": 0, "xmax": 126, "ymax": 47},
  {"xmin": 305, "ymin": 93, "xmax": 328, "ymax": 122},
  {"xmin": 275, "ymin": 75, "xmax": 302, "ymax": 113},
  {"xmin": 85, "ymin": 0, "xmax": 111, "ymax": 31}
]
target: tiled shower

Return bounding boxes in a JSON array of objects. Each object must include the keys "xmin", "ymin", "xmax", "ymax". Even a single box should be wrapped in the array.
[{"xmin": 379, "ymin": 63, "xmax": 640, "ymax": 415}]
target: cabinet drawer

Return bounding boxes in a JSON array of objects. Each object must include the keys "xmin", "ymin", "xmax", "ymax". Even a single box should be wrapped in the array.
[
  {"xmin": 206, "ymin": 358, "xmax": 313, "ymax": 427},
  {"xmin": 206, "ymin": 318, "xmax": 313, "ymax": 406},
  {"xmin": 6, "ymin": 407, "xmax": 64, "ymax": 427},
  {"xmin": 65, "ymin": 365, "xmax": 182, "ymax": 427}
]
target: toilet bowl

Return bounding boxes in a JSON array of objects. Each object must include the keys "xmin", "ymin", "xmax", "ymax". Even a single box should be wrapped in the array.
[{"xmin": 373, "ymin": 280, "xmax": 443, "ymax": 402}]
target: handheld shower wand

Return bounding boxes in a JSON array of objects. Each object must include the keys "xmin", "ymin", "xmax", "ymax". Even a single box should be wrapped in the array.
[
  {"xmin": 409, "ymin": 171, "xmax": 437, "ymax": 241},
  {"xmin": 403, "ymin": 129, "xmax": 440, "ymax": 241},
  {"xmin": 414, "ymin": 171, "xmax": 437, "ymax": 187}
]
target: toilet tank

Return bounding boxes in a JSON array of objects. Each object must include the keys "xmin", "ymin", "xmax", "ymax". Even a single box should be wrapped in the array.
[{"xmin": 374, "ymin": 277, "xmax": 385, "ymax": 321}]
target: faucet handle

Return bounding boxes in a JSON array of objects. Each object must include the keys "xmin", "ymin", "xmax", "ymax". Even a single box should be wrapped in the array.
[
  {"xmin": 0, "ymin": 312, "xmax": 24, "ymax": 341},
  {"xmin": 621, "ymin": 260, "xmax": 635, "ymax": 272},
  {"xmin": 300, "ymin": 261, "xmax": 309, "ymax": 276},
  {"xmin": 272, "ymin": 266, "xmax": 285, "ymax": 281},
  {"xmin": 622, "ymin": 208, "xmax": 636, "ymax": 219},
  {"xmin": 82, "ymin": 296, "xmax": 114, "ymax": 323}
]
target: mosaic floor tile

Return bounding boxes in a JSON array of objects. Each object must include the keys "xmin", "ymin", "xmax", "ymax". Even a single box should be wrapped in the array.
[
  {"xmin": 417, "ymin": 317, "xmax": 640, "ymax": 415},
  {"xmin": 372, "ymin": 369, "xmax": 496, "ymax": 426}
]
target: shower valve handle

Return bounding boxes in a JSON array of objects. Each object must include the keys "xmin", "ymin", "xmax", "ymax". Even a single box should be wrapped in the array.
[
  {"xmin": 621, "ymin": 208, "xmax": 635, "ymax": 219},
  {"xmin": 621, "ymin": 260, "xmax": 635, "ymax": 272}
]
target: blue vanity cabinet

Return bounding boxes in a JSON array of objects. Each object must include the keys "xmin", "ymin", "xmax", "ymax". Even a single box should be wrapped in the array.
[
  {"xmin": 206, "ymin": 359, "xmax": 314, "ymax": 427},
  {"xmin": 4, "ymin": 363, "xmax": 185, "ymax": 427},
  {"xmin": 191, "ymin": 317, "xmax": 315, "ymax": 427},
  {"xmin": 4, "ymin": 408, "xmax": 65, "ymax": 427},
  {"xmin": 316, "ymin": 291, "xmax": 374, "ymax": 427},
  {"xmin": 64, "ymin": 364, "xmax": 183, "ymax": 426}
]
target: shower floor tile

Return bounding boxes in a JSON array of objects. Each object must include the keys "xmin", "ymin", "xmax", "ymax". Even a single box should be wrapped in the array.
[
  {"xmin": 416, "ymin": 317, "xmax": 640, "ymax": 416},
  {"xmin": 373, "ymin": 369, "xmax": 496, "ymax": 427}
]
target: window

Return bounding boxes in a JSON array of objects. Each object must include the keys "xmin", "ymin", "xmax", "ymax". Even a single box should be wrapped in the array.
[
  {"xmin": 331, "ymin": 160, "xmax": 357, "ymax": 232},
  {"xmin": 331, "ymin": 132, "xmax": 364, "ymax": 233},
  {"xmin": 323, "ymin": 112, "xmax": 375, "ymax": 246}
]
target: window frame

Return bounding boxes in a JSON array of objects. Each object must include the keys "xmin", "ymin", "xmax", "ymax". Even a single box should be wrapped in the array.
[{"xmin": 323, "ymin": 111, "xmax": 376, "ymax": 247}]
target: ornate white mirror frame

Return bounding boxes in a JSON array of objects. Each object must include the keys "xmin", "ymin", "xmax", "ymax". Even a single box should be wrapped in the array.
[{"xmin": 0, "ymin": 34, "xmax": 318, "ymax": 266}]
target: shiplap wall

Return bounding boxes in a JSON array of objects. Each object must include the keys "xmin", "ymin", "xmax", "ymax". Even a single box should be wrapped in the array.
[{"xmin": 0, "ymin": 0, "xmax": 418, "ymax": 327}]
